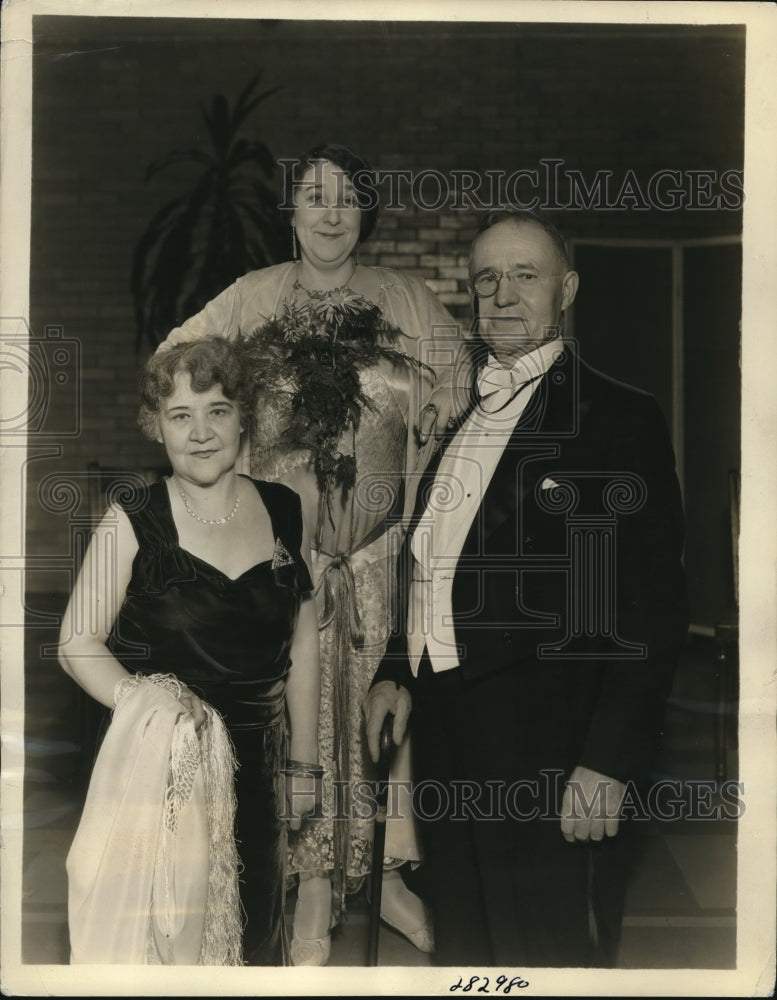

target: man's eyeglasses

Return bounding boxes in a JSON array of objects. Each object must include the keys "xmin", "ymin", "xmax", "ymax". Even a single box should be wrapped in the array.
[{"xmin": 469, "ymin": 268, "xmax": 564, "ymax": 298}]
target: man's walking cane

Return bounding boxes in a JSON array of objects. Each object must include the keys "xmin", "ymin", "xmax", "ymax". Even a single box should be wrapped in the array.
[{"xmin": 366, "ymin": 714, "xmax": 394, "ymax": 966}]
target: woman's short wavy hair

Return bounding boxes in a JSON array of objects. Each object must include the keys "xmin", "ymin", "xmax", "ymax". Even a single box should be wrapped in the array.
[
  {"xmin": 138, "ymin": 336, "xmax": 256, "ymax": 441},
  {"xmin": 283, "ymin": 142, "xmax": 379, "ymax": 242}
]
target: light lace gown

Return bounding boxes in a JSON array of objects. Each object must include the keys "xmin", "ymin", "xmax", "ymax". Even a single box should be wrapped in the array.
[{"xmin": 161, "ymin": 260, "xmax": 461, "ymax": 911}]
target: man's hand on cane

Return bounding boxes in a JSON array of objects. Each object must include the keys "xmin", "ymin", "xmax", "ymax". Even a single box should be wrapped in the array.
[{"xmin": 364, "ymin": 681, "xmax": 412, "ymax": 763}]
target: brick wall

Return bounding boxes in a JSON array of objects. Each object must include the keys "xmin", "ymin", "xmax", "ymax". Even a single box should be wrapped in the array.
[{"xmin": 24, "ymin": 16, "xmax": 744, "ymax": 589}]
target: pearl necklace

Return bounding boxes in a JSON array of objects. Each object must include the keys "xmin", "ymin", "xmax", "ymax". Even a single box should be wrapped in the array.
[{"xmin": 177, "ymin": 484, "xmax": 240, "ymax": 526}]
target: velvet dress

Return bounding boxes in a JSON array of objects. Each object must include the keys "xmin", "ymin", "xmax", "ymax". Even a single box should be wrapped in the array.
[{"xmin": 107, "ymin": 477, "xmax": 313, "ymax": 965}]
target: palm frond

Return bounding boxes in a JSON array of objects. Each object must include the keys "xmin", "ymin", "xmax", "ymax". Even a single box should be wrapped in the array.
[
  {"xmin": 132, "ymin": 77, "xmax": 285, "ymax": 351},
  {"xmin": 144, "ymin": 148, "xmax": 213, "ymax": 183},
  {"xmin": 233, "ymin": 74, "xmax": 261, "ymax": 117},
  {"xmin": 229, "ymin": 185, "xmax": 281, "ymax": 217},
  {"xmin": 227, "ymin": 138, "xmax": 276, "ymax": 176},
  {"xmin": 237, "ymin": 200, "xmax": 287, "ymax": 264},
  {"xmin": 230, "ymin": 74, "xmax": 281, "ymax": 135},
  {"xmin": 233, "ymin": 196, "xmax": 277, "ymax": 229},
  {"xmin": 180, "ymin": 209, "xmax": 234, "ymax": 320},
  {"xmin": 135, "ymin": 177, "xmax": 216, "ymax": 346},
  {"xmin": 130, "ymin": 193, "xmax": 191, "ymax": 314},
  {"xmin": 201, "ymin": 93, "xmax": 233, "ymax": 160}
]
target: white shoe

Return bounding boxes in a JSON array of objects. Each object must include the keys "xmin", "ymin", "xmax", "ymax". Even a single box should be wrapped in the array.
[
  {"xmin": 380, "ymin": 908, "xmax": 435, "ymax": 953},
  {"xmin": 289, "ymin": 929, "xmax": 331, "ymax": 966},
  {"xmin": 372, "ymin": 870, "xmax": 435, "ymax": 953},
  {"xmin": 290, "ymin": 879, "xmax": 333, "ymax": 967}
]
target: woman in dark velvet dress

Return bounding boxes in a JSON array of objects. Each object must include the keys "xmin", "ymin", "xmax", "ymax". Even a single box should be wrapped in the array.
[{"xmin": 59, "ymin": 336, "xmax": 321, "ymax": 965}]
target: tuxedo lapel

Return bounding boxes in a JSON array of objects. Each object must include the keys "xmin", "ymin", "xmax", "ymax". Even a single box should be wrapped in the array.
[
  {"xmin": 390, "ymin": 394, "xmax": 477, "ymax": 619},
  {"xmin": 406, "ymin": 394, "xmax": 478, "ymax": 536},
  {"xmin": 462, "ymin": 347, "xmax": 579, "ymax": 553},
  {"xmin": 513, "ymin": 344, "xmax": 581, "ymax": 439},
  {"xmin": 405, "ymin": 345, "xmax": 581, "ymax": 558}
]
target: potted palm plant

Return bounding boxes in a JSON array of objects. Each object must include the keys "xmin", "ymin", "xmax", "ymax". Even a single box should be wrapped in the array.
[{"xmin": 131, "ymin": 75, "xmax": 288, "ymax": 350}]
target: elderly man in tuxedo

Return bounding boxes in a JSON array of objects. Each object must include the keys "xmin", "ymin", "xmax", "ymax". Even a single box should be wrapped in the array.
[{"xmin": 364, "ymin": 210, "xmax": 688, "ymax": 967}]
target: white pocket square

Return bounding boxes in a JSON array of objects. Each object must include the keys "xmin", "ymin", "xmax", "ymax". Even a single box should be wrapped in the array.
[{"xmin": 540, "ymin": 477, "xmax": 560, "ymax": 490}]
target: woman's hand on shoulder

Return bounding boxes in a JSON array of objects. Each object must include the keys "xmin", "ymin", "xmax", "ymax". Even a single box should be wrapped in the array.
[
  {"xmin": 418, "ymin": 384, "xmax": 454, "ymax": 444},
  {"xmin": 417, "ymin": 349, "xmax": 473, "ymax": 444}
]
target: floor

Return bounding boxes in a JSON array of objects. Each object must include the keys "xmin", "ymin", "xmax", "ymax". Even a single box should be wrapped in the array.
[{"xmin": 17, "ymin": 593, "xmax": 737, "ymax": 971}]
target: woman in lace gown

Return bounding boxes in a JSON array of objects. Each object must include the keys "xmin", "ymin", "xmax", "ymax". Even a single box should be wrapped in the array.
[
  {"xmin": 159, "ymin": 143, "xmax": 466, "ymax": 965},
  {"xmin": 59, "ymin": 337, "xmax": 321, "ymax": 965}
]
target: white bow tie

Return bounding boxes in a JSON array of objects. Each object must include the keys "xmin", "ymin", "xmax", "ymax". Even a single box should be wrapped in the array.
[{"xmin": 477, "ymin": 359, "xmax": 521, "ymax": 412}]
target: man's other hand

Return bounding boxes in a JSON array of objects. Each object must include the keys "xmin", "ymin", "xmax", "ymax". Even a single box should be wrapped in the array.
[{"xmin": 560, "ymin": 765, "xmax": 626, "ymax": 842}]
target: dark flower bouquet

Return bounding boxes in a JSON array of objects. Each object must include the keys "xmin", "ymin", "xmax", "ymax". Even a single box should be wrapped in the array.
[{"xmin": 240, "ymin": 291, "xmax": 426, "ymax": 516}]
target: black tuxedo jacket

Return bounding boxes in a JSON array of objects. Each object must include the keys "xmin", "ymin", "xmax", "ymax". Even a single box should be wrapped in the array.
[{"xmin": 374, "ymin": 346, "xmax": 688, "ymax": 784}]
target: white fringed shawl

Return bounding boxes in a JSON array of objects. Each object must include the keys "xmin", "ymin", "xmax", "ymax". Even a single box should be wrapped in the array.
[{"xmin": 66, "ymin": 674, "xmax": 243, "ymax": 965}]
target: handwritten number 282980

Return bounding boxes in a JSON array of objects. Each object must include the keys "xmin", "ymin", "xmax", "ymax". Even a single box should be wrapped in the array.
[{"xmin": 450, "ymin": 975, "xmax": 530, "ymax": 993}]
